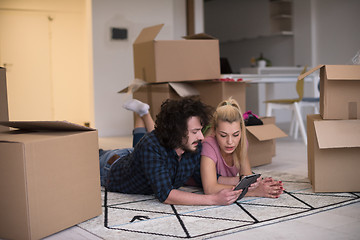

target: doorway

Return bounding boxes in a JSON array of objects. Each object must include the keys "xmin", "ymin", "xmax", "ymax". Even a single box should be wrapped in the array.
[{"xmin": 0, "ymin": 1, "xmax": 93, "ymax": 126}]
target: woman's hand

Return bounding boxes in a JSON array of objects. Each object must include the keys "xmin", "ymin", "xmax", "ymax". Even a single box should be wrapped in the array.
[
  {"xmin": 248, "ymin": 177, "xmax": 284, "ymax": 198},
  {"xmin": 247, "ymin": 175, "xmax": 261, "ymax": 191}
]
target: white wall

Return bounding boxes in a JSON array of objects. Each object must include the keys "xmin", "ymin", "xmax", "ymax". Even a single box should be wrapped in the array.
[
  {"xmin": 311, "ymin": 0, "xmax": 360, "ymax": 65},
  {"xmin": 194, "ymin": 0, "xmax": 204, "ymax": 34},
  {"xmin": 92, "ymin": 0, "xmax": 178, "ymax": 137},
  {"xmin": 293, "ymin": 0, "xmax": 312, "ymax": 66}
]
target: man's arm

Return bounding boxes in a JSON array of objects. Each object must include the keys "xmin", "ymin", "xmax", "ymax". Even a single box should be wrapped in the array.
[{"xmin": 163, "ymin": 188, "xmax": 242, "ymax": 206}]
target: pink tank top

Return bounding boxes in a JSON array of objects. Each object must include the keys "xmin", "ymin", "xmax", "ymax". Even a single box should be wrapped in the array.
[{"xmin": 201, "ymin": 136, "xmax": 239, "ymax": 177}]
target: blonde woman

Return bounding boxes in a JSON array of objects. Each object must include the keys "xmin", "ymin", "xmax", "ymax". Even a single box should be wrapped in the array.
[{"xmin": 200, "ymin": 97, "xmax": 284, "ymax": 198}]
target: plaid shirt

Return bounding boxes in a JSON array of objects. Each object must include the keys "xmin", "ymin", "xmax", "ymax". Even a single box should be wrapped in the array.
[{"xmin": 106, "ymin": 131, "xmax": 202, "ymax": 202}]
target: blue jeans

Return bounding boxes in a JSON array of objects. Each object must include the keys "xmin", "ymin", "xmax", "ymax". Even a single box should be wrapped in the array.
[{"xmin": 99, "ymin": 127, "xmax": 146, "ymax": 187}]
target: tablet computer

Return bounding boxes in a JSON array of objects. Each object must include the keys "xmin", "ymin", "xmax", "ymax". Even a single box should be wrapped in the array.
[
  {"xmin": 234, "ymin": 173, "xmax": 261, "ymax": 191},
  {"xmin": 234, "ymin": 173, "xmax": 261, "ymax": 200}
]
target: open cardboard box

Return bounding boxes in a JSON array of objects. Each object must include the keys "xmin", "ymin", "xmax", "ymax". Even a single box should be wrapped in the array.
[
  {"xmin": 0, "ymin": 68, "xmax": 9, "ymax": 132},
  {"xmin": 299, "ymin": 65, "xmax": 360, "ymax": 120},
  {"xmin": 307, "ymin": 114, "xmax": 360, "ymax": 192},
  {"xmin": 246, "ymin": 117, "xmax": 287, "ymax": 167},
  {"xmin": 0, "ymin": 121, "xmax": 102, "ymax": 240},
  {"xmin": 120, "ymin": 80, "xmax": 246, "ymax": 118},
  {"xmin": 133, "ymin": 24, "xmax": 221, "ymax": 83}
]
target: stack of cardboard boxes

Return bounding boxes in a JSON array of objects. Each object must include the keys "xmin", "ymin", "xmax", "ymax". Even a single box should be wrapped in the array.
[
  {"xmin": 122, "ymin": 24, "xmax": 287, "ymax": 167},
  {"xmin": 122, "ymin": 24, "xmax": 247, "ymax": 114},
  {"xmin": 301, "ymin": 65, "xmax": 360, "ymax": 192},
  {"xmin": 0, "ymin": 69, "xmax": 102, "ymax": 239}
]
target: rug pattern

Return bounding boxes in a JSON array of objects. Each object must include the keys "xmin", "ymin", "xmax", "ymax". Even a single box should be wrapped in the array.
[{"xmin": 78, "ymin": 172, "xmax": 360, "ymax": 239}]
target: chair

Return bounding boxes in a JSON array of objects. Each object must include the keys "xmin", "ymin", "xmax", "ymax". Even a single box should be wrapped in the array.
[
  {"xmin": 292, "ymin": 81, "xmax": 320, "ymax": 139},
  {"xmin": 264, "ymin": 66, "xmax": 308, "ymax": 145}
]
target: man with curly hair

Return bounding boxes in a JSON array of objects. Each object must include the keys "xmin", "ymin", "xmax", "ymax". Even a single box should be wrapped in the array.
[{"xmin": 99, "ymin": 97, "xmax": 243, "ymax": 205}]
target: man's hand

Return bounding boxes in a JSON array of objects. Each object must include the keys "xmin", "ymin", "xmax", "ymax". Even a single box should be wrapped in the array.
[{"xmin": 212, "ymin": 188, "xmax": 242, "ymax": 205}]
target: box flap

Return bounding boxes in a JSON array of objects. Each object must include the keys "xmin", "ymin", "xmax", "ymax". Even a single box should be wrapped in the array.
[
  {"xmin": 0, "ymin": 121, "xmax": 95, "ymax": 131},
  {"xmin": 298, "ymin": 64, "xmax": 324, "ymax": 80},
  {"xmin": 183, "ymin": 33, "xmax": 216, "ymax": 40},
  {"xmin": 325, "ymin": 65, "xmax": 360, "ymax": 80},
  {"xmin": 246, "ymin": 124, "xmax": 287, "ymax": 141},
  {"xmin": 168, "ymin": 82, "xmax": 199, "ymax": 97},
  {"xmin": 314, "ymin": 120, "xmax": 360, "ymax": 149},
  {"xmin": 118, "ymin": 86, "xmax": 130, "ymax": 93},
  {"xmin": 134, "ymin": 24, "xmax": 164, "ymax": 44},
  {"xmin": 118, "ymin": 78, "xmax": 147, "ymax": 93}
]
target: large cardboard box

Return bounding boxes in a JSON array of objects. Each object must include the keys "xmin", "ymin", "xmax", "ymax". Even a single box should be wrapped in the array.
[
  {"xmin": 246, "ymin": 117, "xmax": 287, "ymax": 167},
  {"xmin": 0, "ymin": 68, "xmax": 9, "ymax": 132},
  {"xmin": 0, "ymin": 121, "xmax": 102, "ymax": 240},
  {"xmin": 299, "ymin": 65, "xmax": 360, "ymax": 120},
  {"xmin": 133, "ymin": 24, "xmax": 221, "ymax": 83},
  {"xmin": 123, "ymin": 81, "xmax": 246, "ymax": 118},
  {"xmin": 307, "ymin": 114, "xmax": 360, "ymax": 192}
]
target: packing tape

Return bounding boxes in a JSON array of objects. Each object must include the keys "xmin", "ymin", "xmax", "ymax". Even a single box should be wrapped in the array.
[{"xmin": 348, "ymin": 102, "xmax": 357, "ymax": 119}]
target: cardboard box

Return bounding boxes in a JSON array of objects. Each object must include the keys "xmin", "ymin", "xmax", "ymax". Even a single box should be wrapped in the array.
[
  {"xmin": 259, "ymin": 116, "xmax": 277, "ymax": 157},
  {"xmin": 0, "ymin": 121, "xmax": 102, "ymax": 240},
  {"xmin": 133, "ymin": 24, "xmax": 221, "ymax": 83},
  {"xmin": 0, "ymin": 68, "xmax": 9, "ymax": 132},
  {"xmin": 122, "ymin": 80, "xmax": 246, "ymax": 118},
  {"xmin": 191, "ymin": 81, "xmax": 246, "ymax": 113},
  {"xmin": 299, "ymin": 65, "xmax": 360, "ymax": 120},
  {"xmin": 307, "ymin": 114, "xmax": 360, "ymax": 192},
  {"xmin": 246, "ymin": 118, "xmax": 287, "ymax": 167}
]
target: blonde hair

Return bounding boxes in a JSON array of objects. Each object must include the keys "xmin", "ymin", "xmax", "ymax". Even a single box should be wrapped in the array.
[{"xmin": 210, "ymin": 97, "xmax": 247, "ymax": 172}]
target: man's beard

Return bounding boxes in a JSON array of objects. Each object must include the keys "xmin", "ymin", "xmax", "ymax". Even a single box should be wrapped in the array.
[{"xmin": 180, "ymin": 140, "xmax": 201, "ymax": 153}]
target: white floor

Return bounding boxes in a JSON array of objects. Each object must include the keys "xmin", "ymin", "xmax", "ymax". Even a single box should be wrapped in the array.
[{"xmin": 45, "ymin": 129, "xmax": 360, "ymax": 240}]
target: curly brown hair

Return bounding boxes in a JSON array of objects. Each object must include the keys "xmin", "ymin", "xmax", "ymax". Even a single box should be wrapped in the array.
[{"xmin": 154, "ymin": 97, "xmax": 213, "ymax": 149}]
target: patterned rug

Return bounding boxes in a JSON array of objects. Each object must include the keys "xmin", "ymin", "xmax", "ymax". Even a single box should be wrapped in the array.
[{"xmin": 78, "ymin": 172, "xmax": 360, "ymax": 239}]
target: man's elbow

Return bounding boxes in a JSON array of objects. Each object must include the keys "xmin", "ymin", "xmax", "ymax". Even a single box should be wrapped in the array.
[
  {"xmin": 161, "ymin": 190, "xmax": 174, "ymax": 204},
  {"xmin": 163, "ymin": 198, "xmax": 172, "ymax": 204}
]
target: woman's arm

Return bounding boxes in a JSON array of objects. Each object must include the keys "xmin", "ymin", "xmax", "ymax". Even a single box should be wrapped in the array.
[
  {"xmin": 200, "ymin": 156, "xmax": 238, "ymax": 194},
  {"xmin": 217, "ymin": 175, "xmax": 239, "ymax": 185},
  {"xmin": 239, "ymin": 154, "xmax": 253, "ymax": 176}
]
